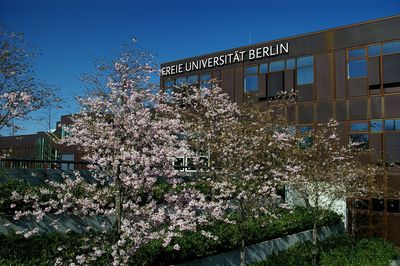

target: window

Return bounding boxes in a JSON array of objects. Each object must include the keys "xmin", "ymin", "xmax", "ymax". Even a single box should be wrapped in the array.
[
  {"xmin": 297, "ymin": 67, "xmax": 314, "ymax": 85},
  {"xmin": 244, "ymin": 75, "xmax": 258, "ymax": 93},
  {"xmin": 371, "ymin": 120, "xmax": 383, "ymax": 132},
  {"xmin": 349, "ymin": 133, "xmax": 369, "ymax": 149},
  {"xmin": 383, "ymin": 41, "xmax": 400, "ymax": 55},
  {"xmin": 354, "ymin": 199, "xmax": 369, "ymax": 210},
  {"xmin": 200, "ymin": 73, "xmax": 211, "ymax": 88},
  {"xmin": 187, "ymin": 75, "xmax": 198, "ymax": 85},
  {"xmin": 349, "ymin": 48, "xmax": 366, "ymax": 58},
  {"xmin": 348, "ymin": 59, "xmax": 367, "ymax": 78},
  {"xmin": 297, "ymin": 56, "xmax": 314, "ymax": 67},
  {"xmin": 259, "ymin": 63, "xmax": 268, "ymax": 74},
  {"xmin": 173, "ymin": 157, "xmax": 185, "ymax": 171},
  {"xmin": 164, "ymin": 80, "xmax": 174, "ymax": 88},
  {"xmin": 244, "ymin": 66, "xmax": 257, "ymax": 75},
  {"xmin": 387, "ymin": 199, "xmax": 400, "ymax": 213},
  {"xmin": 299, "ymin": 125, "xmax": 313, "ymax": 148},
  {"xmin": 269, "ymin": 60, "xmax": 285, "ymax": 72},
  {"xmin": 368, "ymin": 45, "xmax": 381, "ymax": 57},
  {"xmin": 176, "ymin": 77, "xmax": 186, "ymax": 86},
  {"xmin": 350, "ymin": 122, "xmax": 368, "ymax": 132},
  {"xmin": 244, "ymin": 66, "xmax": 258, "ymax": 93},
  {"xmin": 372, "ymin": 198, "xmax": 385, "ymax": 212},
  {"xmin": 286, "ymin": 59, "xmax": 296, "ymax": 69},
  {"xmin": 296, "ymin": 56, "xmax": 314, "ymax": 85},
  {"xmin": 384, "ymin": 119, "xmax": 400, "ymax": 131}
]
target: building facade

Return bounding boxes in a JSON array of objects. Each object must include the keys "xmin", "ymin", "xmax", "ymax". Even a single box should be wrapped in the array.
[{"xmin": 160, "ymin": 15, "xmax": 400, "ymax": 244}]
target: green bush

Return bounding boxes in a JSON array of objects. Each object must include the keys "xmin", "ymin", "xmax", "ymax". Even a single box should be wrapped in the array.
[
  {"xmin": 253, "ymin": 234, "xmax": 400, "ymax": 266},
  {"xmin": 0, "ymin": 207, "xmax": 340, "ymax": 265}
]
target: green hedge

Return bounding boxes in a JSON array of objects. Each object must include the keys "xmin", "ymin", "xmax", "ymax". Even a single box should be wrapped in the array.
[
  {"xmin": 252, "ymin": 234, "xmax": 400, "ymax": 266},
  {"xmin": 0, "ymin": 207, "xmax": 341, "ymax": 265}
]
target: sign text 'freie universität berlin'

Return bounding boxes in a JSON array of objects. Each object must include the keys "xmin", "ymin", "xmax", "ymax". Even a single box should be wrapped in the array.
[{"xmin": 161, "ymin": 42, "xmax": 289, "ymax": 76}]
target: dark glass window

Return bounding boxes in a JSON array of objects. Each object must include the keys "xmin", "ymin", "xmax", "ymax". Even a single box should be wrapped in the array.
[
  {"xmin": 385, "ymin": 119, "xmax": 400, "ymax": 131},
  {"xmin": 200, "ymin": 73, "xmax": 211, "ymax": 88},
  {"xmin": 350, "ymin": 122, "xmax": 368, "ymax": 132},
  {"xmin": 383, "ymin": 41, "xmax": 400, "ymax": 55},
  {"xmin": 244, "ymin": 66, "xmax": 258, "ymax": 75},
  {"xmin": 371, "ymin": 120, "xmax": 383, "ymax": 132},
  {"xmin": 173, "ymin": 158, "xmax": 184, "ymax": 171},
  {"xmin": 372, "ymin": 198, "xmax": 385, "ymax": 212},
  {"xmin": 244, "ymin": 75, "xmax": 258, "ymax": 93},
  {"xmin": 200, "ymin": 73, "xmax": 211, "ymax": 83},
  {"xmin": 269, "ymin": 60, "xmax": 285, "ymax": 72},
  {"xmin": 259, "ymin": 63, "xmax": 268, "ymax": 74},
  {"xmin": 350, "ymin": 133, "xmax": 369, "ymax": 149},
  {"xmin": 387, "ymin": 199, "xmax": 400, "ymax": 213},
  {"xmin": 187, "ymin": 75, "xmax": 198, "ymax": 85},
  {"xmin": 164, "ymin": 80, "xmax": 174, "ymax": 88},
  {"xmin": 286, "ymin": 59, "xmax": 296, "ymax": 69},
  {"xmin": 354, "ymin": 199, "xmax": 369, "ymax": 210},
  {"xmin": 297, "ymin": 67, "xmax": 314, "ymax": 85},
  {"xmin": 176, "ymin": 77, "xmax": 186, "ymax": 86},
  {"xmin": 368, "ymin": 45, "xmax": 381, "ymax": 57},
  {"xmin": 348, "ymin": 59, "xmax": 367, "ymax": 78},
  {"xmin": 297, "ymin": 56, "xmax": 314, "ymax": 67},
  {"xmin": 300, "ymin": 125, "xmax": 313, "ymax": 134},
  {"xmin": 349, "ymin": 48, "xmax": 366, "ymax": 58},
  {"xmin": 299, "ymin": 125, "xmax": 313, "ymax": 148}
]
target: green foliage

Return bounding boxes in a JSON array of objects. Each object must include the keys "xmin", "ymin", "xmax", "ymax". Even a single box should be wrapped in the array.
[
  {"xmin": 253, "ymin": 234, "xmax": 400, "ymax": 266},
  {"xmin": 0, "ymin": 207, "xmax": 340, "ymax": 265}
]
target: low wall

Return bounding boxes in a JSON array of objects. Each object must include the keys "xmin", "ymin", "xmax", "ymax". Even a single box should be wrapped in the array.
[
  {"xmin": 0, "ymin": 213, "xmax": 114, "ymax": 235},
  {"xmin": 180, "ymin": 223, "xmax": 344, "ymax": 266}
]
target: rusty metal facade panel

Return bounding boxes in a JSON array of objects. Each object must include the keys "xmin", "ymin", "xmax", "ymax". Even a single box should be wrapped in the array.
[
  {"xmin": 316, "ymin": 53, "xmax": 335, "ymax": 100},
  {"xmin": 221, "ymin": 68, "xmax": 234, "ymax": 100},
  {"xmin": 335, "ymin": 51, "xmax": 347, "ymax": 98}
]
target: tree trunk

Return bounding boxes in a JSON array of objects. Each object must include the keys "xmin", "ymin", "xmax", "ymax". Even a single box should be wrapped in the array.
[
  {"xmin": 240, "ymin": 237, "xmax": 245, "ymax": 266},
  {"xmin": 115, "ymin": 166, "xmax": 122, "ymax": 234},
  {"xmin": 350, "ymin": 200, "xmax": 357, "ymax": 243},
  {"xmin": 312, "ymin": 221, "xmax": 318, "ymax": 266}
]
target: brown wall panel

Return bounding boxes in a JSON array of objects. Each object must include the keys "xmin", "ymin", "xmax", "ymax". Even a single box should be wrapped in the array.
[
  {"xmin": 316, "ymin": 101, "xmax": 334, "ymax": 122},
  {"xmin": 297, "ymin": 84, "xmax": 314, "ymax": 102},
  {"xmin": 316, "ymin": 53, "xmax": 335, "ymax": 100},
  {"xmin": 298, "ymin": 103, "xmax": 314, "ymax": 123},
  {"xmin": 335, "ymin": 100, "xmax": 348, "ymax": 121},
  {"xmin": 371, "ymin": 96, "xmax": 382, "ymax": 119},
  {"xmin": 348, "ymin": 78, "xmax": 368, "ymax": 97},
  {"xmin": 349, "ymin": 98, "xmax": 368, "ymax": 120},
  {"xmin": 221, "ymin": 68, "xmax": 234, "ymax": 100},
  {"xmin": 234, "ymin": 67, "xmax": 244, "ymax": 104},
  {"xmin": 335, "ymin": 51, "xmax": 346, "ymax": 98},
  {"xmin": 368, "ymin": 57, "xmax": 381, "ymax": 87},
  {"xmin": 384, "ymin": 95, "xmax": 400, "ymax": 118},
  {"xmin": 258, "ymin": 74, "xmax": 267, "ymax": 98},
  {"xmin": 284, "ymin": 70, "xmax": 295, "ymax": 93}
]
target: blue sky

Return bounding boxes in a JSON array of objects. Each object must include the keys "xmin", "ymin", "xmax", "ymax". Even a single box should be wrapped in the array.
[{"xmin": 1, "ymin": 0, "xmax": 399, "ymax": 134}]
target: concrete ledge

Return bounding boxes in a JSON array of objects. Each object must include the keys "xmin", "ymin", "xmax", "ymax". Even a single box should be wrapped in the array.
[
  {"xmin": 391, "ymin": 259, "xmax": 400, "ymax": 266},
  {"xmin": 180, "ymin": 223, "xmax": 344, "ymax": 266},
  {"xmin": 0, "ymin": 213, "xmax": 114, "ymax": 234}
]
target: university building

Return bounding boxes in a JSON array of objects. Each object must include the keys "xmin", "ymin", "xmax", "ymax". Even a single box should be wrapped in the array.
[{"xmin": 160, "ymin": 15, "xmax": 400, "ymax": 244}]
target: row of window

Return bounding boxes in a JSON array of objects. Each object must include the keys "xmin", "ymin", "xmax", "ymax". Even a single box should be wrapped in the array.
[
  {"xmin": 355, "ymin": 198, "xmax": 400, "ymax": 213},
  {"xmin": 347, "ymin": 41, "xmax": 400, "ymax": 79},
  {"xmin": 163, "ymin": 40, "xmax": 400, "ymax": 99},
  {"xmin": 350, "ymin": 119, "xmax": 400, "ymax": 132}
]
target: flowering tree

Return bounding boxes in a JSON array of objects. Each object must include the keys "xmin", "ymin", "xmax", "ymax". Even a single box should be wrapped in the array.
[
  {"xmin": 7, "ymin": 49, "xmax": 223, "ymax": 264},
  {"xmin": 284, "ymin": 120, "xmax": 382, "ymax": 264},
  {"xmin": 0, "ymin": 26, "xmax": 56, "ymax": 134},
  {"xmin": 172, "ymin": 85, "xmax": 294, "ymax": 266}
]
